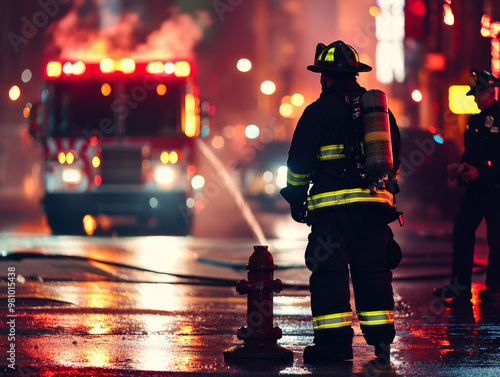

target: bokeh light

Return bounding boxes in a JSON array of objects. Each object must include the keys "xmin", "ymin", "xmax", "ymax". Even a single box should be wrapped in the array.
[
  {"xmin": 237, "ymin": 58, "xmax": 252, "ymax": 72},
  {"xmin": 260, "ymin": 80, "xmax": 276, "ymax": 95},
  {"xmin": 9, "ymin": 86, "xmax": 21, "ymax": 101},
  {"xmin": 245, "ymin": 124, "xmax": 260, "ymax": 139}
]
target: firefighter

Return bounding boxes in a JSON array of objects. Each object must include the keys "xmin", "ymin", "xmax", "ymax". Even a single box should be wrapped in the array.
[
  {"xmin": 433, "ymin": 69, "xmax": 500, "ymax": 303},
  {"xmin": 280, "ymin": 41, "xmax": 402, "ymax": 365}
]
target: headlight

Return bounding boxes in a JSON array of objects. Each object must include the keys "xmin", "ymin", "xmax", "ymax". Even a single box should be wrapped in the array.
[
  {"xmin": 154, "ymin": 166, "xmax": 176, "ymax": 185},
  {"xmin": 62, "ymin": 168, "xmax": 82, "ymax": 184}
]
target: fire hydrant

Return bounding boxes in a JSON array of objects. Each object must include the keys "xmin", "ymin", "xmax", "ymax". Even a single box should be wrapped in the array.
[{"xmin": 223, "ymin": 245, "xmax": 293, "ymax": 361}]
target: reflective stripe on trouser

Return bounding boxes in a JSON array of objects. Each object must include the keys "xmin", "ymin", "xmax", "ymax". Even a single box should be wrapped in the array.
[
  {"xmin": 307, "ymin": 208, "xmax": 396, "ymax": 347},
  {"xmin": 307, "ymin": 188, "xmax": 393, "ymax": 211},
  {"xmin": 357, "ymin": 310, "xmax": 394, "ymax": 326},
  {"xmin": 313, "ymin": 312, "xmax": 352, "ymax": 331}
]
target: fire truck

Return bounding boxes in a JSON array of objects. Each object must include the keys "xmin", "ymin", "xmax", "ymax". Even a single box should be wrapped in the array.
[{"xmin": 27, "ymin": 58, "xmax": 203, "ymax": 235}]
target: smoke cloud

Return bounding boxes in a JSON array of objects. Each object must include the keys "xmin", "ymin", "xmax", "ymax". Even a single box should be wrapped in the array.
[{"xmin": 48, "ymin": 0, "xmax": 211, "ymax": 61}]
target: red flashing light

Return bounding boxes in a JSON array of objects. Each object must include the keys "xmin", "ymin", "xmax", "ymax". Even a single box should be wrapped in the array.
[
  {"xmin": 47, "ymin": 61, "xmax": 86, "ymax": 77},
  {"xmin": 100, "ymin": 58, "xmax": 115, "ymax": 73},
  {"xmin": 72, "ymin": 61, "xmax": 86, "ymax": 75},
  {"xmin": 164, "ymin": 62, "xmax": 175, "ymax": 74},
  {"xmin": 47, "ymin": 61, "xmax": 62, "ymax": 78},
  {"xmin": 45, "ymin": 59, "xmax": 193, "ymax": 78},
  {"xmin": 174, "ymin": 61, "xmax": 191, "ymax": 77},
  {"xmin": 116, "ymin": 58, "xmax": 135, "ymax": 74},
  {"xmin": 146, "ymin": 62, "xmax": 164, "ymax": 74}
]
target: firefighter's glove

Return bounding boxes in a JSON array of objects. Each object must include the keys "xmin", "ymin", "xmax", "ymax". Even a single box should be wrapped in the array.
[
  {"xmin": 290, "ymin": 202, "xmax": 308, "ymax": 223},
  {"xmin": 280, "ymin": 187, "xmax": 308, "ymax": 223}
]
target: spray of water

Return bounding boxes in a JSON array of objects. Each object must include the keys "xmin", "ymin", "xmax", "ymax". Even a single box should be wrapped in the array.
[{"xmin": 195, "ymin": 139, "xmax": 268, "ymax": 245}]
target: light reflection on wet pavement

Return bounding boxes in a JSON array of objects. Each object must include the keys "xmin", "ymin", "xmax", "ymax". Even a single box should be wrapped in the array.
[{"xmin": 1, "ymin": 226, "xmax": 500, "ymax": 376}]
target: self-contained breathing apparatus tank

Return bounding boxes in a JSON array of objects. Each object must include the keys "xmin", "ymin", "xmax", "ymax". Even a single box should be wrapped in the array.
[{"xmin": 360, "ymin": 89, "xmax": 393, "ymax": 192}]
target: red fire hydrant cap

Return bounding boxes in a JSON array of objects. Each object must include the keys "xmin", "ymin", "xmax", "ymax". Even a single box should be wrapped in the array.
[{"xmin": 247, "ymin": 246, "xmax": 277, "ymax": 270}]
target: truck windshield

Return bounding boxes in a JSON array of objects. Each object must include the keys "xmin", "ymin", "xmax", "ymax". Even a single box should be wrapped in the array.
[
  {"xmin": 47, "ymin": 79, "xmax": 182, "ymax": 137},
  {"xmin": 123, "ymin": 79, "xmax": 181, "ymax": 137}
]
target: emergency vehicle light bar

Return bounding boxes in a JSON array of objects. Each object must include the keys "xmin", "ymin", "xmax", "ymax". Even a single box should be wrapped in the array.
[{"xmin": 45, "ymin": 59, "xmax": 192, "ymax": 78}]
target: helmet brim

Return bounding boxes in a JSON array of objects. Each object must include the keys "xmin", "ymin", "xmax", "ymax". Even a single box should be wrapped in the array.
[
  {"xmin": 307, "ymin": 62, "xmax": 372, "ymax": 73},
  {"xmin": 466, "ymin": 83, "xmax": 500, "ymax": 96}
]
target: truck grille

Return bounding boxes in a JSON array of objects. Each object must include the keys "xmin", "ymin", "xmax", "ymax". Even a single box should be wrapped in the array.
[{"xmin": 100, "ymin": 147, "xmax": 143, "ymax": 185}]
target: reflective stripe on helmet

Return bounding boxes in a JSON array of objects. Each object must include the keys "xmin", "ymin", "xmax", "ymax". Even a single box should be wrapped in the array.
[
  {"xmin": 287, "ymin": 169, "xmax": 311, "ymax": 186},
  {"xmin": 357, "ymin": 310, "xmax": 394, "ymax": 326},
  {"xmin": 307, "ymin": 188, "xmax": 393, "ymax": 211},
  {"xmin": 307, "ymin": 41, "xmax": 372, "ymax": 73},
  {"xmin": 318, "ymin": 44, "xmax": 360, "ymax": 65},
  {"xmin": 313, "ymin": 312, "xmax": 352, "ymax": 330},
  {"xmin": 319, "ymin": 47, "xmax": 335, "ymax": 62}
]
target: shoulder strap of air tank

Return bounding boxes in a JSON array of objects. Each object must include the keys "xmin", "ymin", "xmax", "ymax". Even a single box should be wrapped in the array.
[
  {"xmin": 323, "ymin": 88, "xmax": 365, "ymax": 161},
  {"xmin": 349, "ymin": 87, "xmax": 367, "ymax": 161}
]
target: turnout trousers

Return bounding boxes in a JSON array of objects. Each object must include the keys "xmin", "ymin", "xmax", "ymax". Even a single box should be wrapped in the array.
[
  {"xmin": 452, "ymin": 185, "xmax": 500, "ymax": 292},
  {"xmin": 305, "ymin": 206, "xmax": 396, "ymax": 351}
]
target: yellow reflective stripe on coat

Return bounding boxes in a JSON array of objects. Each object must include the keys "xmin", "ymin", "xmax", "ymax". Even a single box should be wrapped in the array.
[
  {"xmin": 307, "ymin": 188, "xmax": 393, "ymax": 211},
  {"xmin": 318, "ymin": 144, "xmax": 345, "ymax": 160},
  {"xmin": 317, "ymin": 143, "xmax": 364, "ymax": 160},
  {"xmin": 357, "ymin": 310, "xmax": 394, "ymax": 326},
  {"xmin": 313, "ymin": 312, "xmax": 352, "ymax": 330},
  {"xmin": 287, "ymin": 169, "xmax": 311, "ymax": 186}
]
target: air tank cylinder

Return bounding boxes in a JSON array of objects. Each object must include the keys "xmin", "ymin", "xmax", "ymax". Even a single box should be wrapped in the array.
[{"xmin": 360, "ymin": 89, "xmax": 393, "ymax": 178}]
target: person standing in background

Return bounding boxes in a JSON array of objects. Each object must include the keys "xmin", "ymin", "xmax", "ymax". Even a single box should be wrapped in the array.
[{"xmin": 434, "ymin": 69, "xmax": 500, "ymax": 303}]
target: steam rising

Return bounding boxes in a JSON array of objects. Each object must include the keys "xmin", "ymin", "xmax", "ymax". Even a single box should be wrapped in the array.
[{"xmin": 48, "ymin": 1, "xmax": 211, "ymax": 61}]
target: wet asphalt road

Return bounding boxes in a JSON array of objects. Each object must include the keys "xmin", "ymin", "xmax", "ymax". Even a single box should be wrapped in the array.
[{"xmin": 1, "ymin": 202, "xmax": 500, "ymax": 376}]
